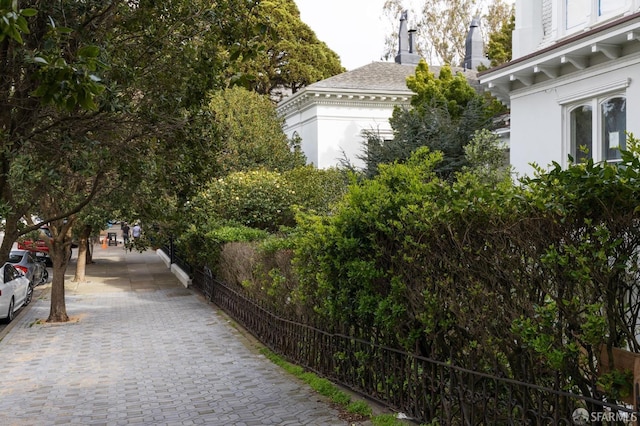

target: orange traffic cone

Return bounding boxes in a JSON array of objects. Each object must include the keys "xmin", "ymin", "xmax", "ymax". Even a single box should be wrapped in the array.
[{"xmin": 101, "ymin": 237, "xmax": 107, "ymax": 249}]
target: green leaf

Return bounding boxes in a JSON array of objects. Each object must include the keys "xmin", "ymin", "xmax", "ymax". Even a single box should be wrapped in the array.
[
  {"xmin": 8, "ymin": 26, "xmax": 23, "ymax": 44},
  {"xmin": 15, "ymin": 15, "xmax": 29, "ymax": 34},
  {"xmin": 20, "ymin": 8, "xmax": 37, "ymax": 17},
  {"xmin": 78, "ymin": 45, "xmax": 100, "ymax": 58}
]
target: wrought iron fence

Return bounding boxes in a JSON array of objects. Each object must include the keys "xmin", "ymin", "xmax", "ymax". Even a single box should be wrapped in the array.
[{"xmin": 191, "ymin": 267, "xmax": 638, "ymax": 425}]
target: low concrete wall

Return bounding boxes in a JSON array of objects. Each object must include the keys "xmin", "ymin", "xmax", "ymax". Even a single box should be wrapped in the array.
[
  {"xmin": 170, "ymin": 264, "xmax": 192, "ymax": 288},
  {"xmin": 156, "ymin": 249, "xmax": 191, "ymax": 288},
  {"xmin": 157, "ymin": 248, "xmax": 171, "ymax": 268}
]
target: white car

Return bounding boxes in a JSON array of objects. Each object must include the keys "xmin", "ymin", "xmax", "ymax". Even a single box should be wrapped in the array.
[{"xmin": 0, "ymin": 263, "xmax": 32, "ymax": 323}]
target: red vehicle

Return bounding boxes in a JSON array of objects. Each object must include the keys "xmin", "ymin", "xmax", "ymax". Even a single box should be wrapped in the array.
[
  {"xmin": 17, "ymin": 227, "xmax": 52, "ymax": 254},
  {"xmin": 17, "ymin": 226, "xmax": 75, "ymax": 266}
]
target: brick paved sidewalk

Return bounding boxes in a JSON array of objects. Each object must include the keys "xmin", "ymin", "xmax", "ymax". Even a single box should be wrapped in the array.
[{"xmin": 0, "ymin": 244, "xmax": 352, "ymax": 425}]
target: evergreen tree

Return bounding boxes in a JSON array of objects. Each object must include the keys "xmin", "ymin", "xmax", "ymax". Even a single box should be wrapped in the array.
[{"xmin": 360, "ymin": 61, "xmax": 497, "ymax": 179}]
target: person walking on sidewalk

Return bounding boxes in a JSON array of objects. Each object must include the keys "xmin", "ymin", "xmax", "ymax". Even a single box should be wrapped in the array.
[
  {"xmin": 121, "ymin": 222, "xmax": 130, "ymax": 245},
  {"xmin": 132, "ymin": 223, "xmax": 142, "ymax": 240}
]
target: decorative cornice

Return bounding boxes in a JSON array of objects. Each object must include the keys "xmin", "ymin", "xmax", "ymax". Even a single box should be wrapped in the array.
[
  {"xmin": 508, "ymin": 52, "xmax": 640, "ymax": 101},
  {"xmin": 556, "ymin": 78, "xmax": 631, "ymax": 104},
  {"xmin": 277, "ymin": 88, "xmax": 413, "ymax": 117},
  {"xmin": 480, "ymin": 13, "xmax": 640, "ymax": 104}
]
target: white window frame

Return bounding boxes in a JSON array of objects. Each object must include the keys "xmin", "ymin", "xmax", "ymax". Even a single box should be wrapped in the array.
[
  {"xmin": 563, "ymin": 93, "xmax": 627, "ymax": 166},
  {"xmin": 598, "ymin": 0, "xmax": 631, "ymax": 17},
  {"xmin": 561, "ymin": 0, "xmax": 633, "ymax": 35}
]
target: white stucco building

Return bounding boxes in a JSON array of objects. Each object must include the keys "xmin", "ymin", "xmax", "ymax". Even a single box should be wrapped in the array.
[
  {"xmin": 480, "ymin": 0, "xmax": 640, "ymax": 176},
  {"xmin": 277, "ymin": 12, "xmax": 481, "ymax": 169},
  {"xmin": 276, "ymin": 62, "xmax": 416, "ymax": 169}
]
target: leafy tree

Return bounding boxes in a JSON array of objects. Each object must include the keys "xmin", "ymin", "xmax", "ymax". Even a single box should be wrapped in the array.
[
  {"xmin": 382, "ymin": 0, "xmax": 513, "ymax": 66},
  {"xmin": 0, "ymin": 0, "xmax": 342, "ymax": 323},
  {"xmin": 463, "ymin": 128, "xmax": 510, "ymax": 183},
  {"xmin": 0, "ymin": 1, "xmax": 132, "ymax": 321},
  {"xmin": 204, "ymin": 87, "xmax": 306, "ymax": 176},
  {"xmin": 0, "ymin": 0, "xmax": 279, "ymax": 321},
  {"xmin": 486, "ymin": 11, "xmax": 514, "ymax": 67},
  {"xmin": 0, "ymin": 1, "xmax": 106, "ymax": 257},
  {"xmin": 236, "ymin": 0, "xmax": 344, "ymax": 99},
  {"xmin": 406, "ymin": 62, "xmax": 479, "ymax": 117}
]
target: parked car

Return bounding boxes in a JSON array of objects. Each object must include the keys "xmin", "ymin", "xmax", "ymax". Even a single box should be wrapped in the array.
[
  {"xmin": 17, "ymin": 227, "xmax": 50, "ymax": 251},
  {"xmin": 17, "ymin": 226, "xmax": 75, "ymax": 266},
  {"xmin": 0, "ymin": 263, "xmax": 32, "ymax": 323},
  {"xmin": 7, "ymin": 250, "xmax": 48, "ymax": 286}
]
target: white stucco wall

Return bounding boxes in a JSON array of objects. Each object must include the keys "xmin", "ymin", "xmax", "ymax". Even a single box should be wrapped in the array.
[
  {"xmin": 509, "ymin": 92, "xmax": 563, "ymax": 177},
  {"xmin": 313, "ymin": 104, "xmax": 394, "ymax": 169},
  {"xmin": 483, "ymin": 1, "xmax": 640, "ymax": 178},
  {"xmin": 513, "ymin": 1, "xmax": 544, "ymax": 59},
  {"xmin": 514, "ymin": 0, "xmax": 640, "ymax": 57},
  {"xmin": 283, "ymin": 105, "xmax": 320, "ymax": 166},
  {"xmin": 281, "ymin": 99, "xmax": 403, "ymax": 170}
]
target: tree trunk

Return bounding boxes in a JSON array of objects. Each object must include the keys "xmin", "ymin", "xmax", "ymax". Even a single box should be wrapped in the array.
[
  {"xmin": 0, "ymin": 207, "xmax": 33, "ymax": 264},
  {"xmin": 47, "ymin": 234, "xmax": 72, "ymax": 323},
  {"xmin": 72, "ymin": 225, "xmax": 92, "ymax": 282},
  {"xmin": 0, "ymin": 215, "xmax": 20, "ymax": 264},
  {"xmin": 87, "ymin": 236, "xmax": 94, "ymax": 264}
]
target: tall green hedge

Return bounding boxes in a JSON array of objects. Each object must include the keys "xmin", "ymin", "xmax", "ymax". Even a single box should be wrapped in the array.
[{"xmin": 292, "ymin": 138, "xmax": 640, "ymax": 400}]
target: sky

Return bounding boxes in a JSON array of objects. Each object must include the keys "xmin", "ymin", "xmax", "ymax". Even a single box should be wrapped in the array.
[
  {"xmin": 295, "ymin": 0, "xmax": 516, "ymax": 71},
  {"xmin": 295, "ymin": 0, "xmax": 395, "ymax": 71}
]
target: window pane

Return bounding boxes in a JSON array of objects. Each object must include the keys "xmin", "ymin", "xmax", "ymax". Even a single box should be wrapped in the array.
[
  {"xmin": 567, "ymin": 0, "xmax": 589, "ymax": 29},
  {"xmin": 571, "ymin": 105, "xmax": 592, "ymax": 163},
  {"xmin": 602, "ymin": 97, "xmax": 626, "ymax": 161},
  {"xmin": 599, "ymin": 0, "xmax": 629, "ymax": 16}
]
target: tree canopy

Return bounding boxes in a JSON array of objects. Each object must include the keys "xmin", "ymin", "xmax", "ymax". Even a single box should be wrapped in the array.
[
  {"xmin": 359, "ymin": 61, "xmax": 502, "ymax": 179},
  {"xmin": 486, "ymin": 12, "xmax": 514, "ymax": 67},
  {"xmin": 0, "ymin": 0, "xmax": 343, "ymax": 322},
  {"xmin": 204, "ymin": 87, "xmax": 306, "ymax": 175},
  {"xmin": 235, "ymin": 0, "xmax": 344, "ymax": 100}
]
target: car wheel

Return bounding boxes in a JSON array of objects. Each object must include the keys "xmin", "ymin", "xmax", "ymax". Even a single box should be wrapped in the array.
[
  {"xmin": 4, "ymin": 298, "xmax": 15, "ymax": 324},
  {"xmin": 40, "ymin": 269, "xmax": 49, "ymax": 285},
  {"xmin": 24, "ymin": 285, "xmax": 33, "ymax": 307}
]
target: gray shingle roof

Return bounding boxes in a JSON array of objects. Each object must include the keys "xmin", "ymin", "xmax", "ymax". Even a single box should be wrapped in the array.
[
  {"xmin": 308, "ymin": 62, "xmax": 416, "ymax": 92},
  {"xmin": 306, "ymin": 61, "xmax": 479, "ymax": 93}
]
